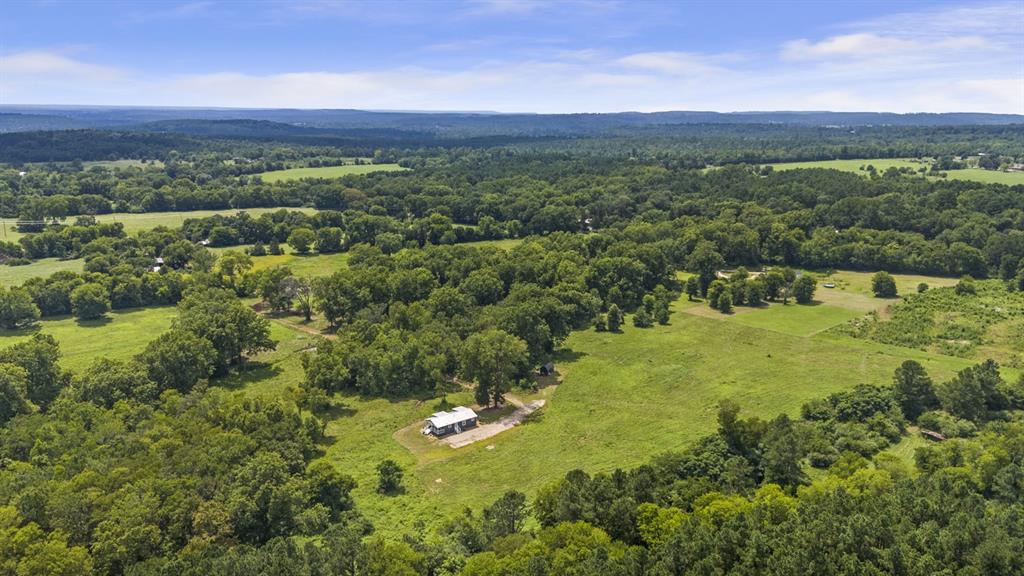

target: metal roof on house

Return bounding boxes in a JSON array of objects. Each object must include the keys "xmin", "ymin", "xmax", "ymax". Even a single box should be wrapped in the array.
[{"xmin": 426, "ymin": 406, "xmax": 478, "ymax": 428}]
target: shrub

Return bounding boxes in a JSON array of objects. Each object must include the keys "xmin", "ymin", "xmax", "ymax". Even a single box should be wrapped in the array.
[
  {"xmin": 377, "ymin": 459, "xmax": 404, "ymax": 494},
  {"xmin": 793, "ymin": 276, "xmax": 816, "ymax": 304},
  {"xmin": 871, "ymin": 271, "xmax": 898, "ymax": 298}
]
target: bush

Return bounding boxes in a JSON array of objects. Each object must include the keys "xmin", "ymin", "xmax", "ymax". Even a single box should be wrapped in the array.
[
  {"xmin": 633, "ymin": 307, "xmax": 653, "ymax": 327},
  {"xmin": 871, "ymin": 271, "xmax": 898, "ymax": 298},
  {"xmin": 917, "ymin": 410, "xmax": 977, "ymax": 438},
  {"xmin": 377, "ymin": 459, "xmax": 404, "ymax": 494},
  {"xmin": 955, "ymin": 276, "xmax": 977, "ymax": 296},
  {"xmin": 917, "ymin": 283, "xmax": 929, "ymax": 293},
  {"xmin": 793, "ymin": 276, "xmax": 816, "ymax": 304},
  {"xmin": 606, "ymin": 304, "xmax": 623, "ymax": 332},
  {"xmin": 718, "ymin": 289, "xmax": 733, "ymax": 313}
]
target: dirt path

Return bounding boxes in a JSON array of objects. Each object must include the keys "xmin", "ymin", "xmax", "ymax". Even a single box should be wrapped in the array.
[
  {"xmin": 252, "ymin": 303, "xmax": 337, "ymax": 340},
  {"xmin": 443, "ymin": 398, "xmax": 545, "ymax": 448},
  {"xmin": 269, "ymin": 316, "xmax": 337, "ymax": 339}
]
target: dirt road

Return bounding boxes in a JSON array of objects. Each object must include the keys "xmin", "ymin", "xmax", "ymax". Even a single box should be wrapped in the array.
[{"xmin": 443, "ymin": 398, "xmax": 545, "ymax": 448}]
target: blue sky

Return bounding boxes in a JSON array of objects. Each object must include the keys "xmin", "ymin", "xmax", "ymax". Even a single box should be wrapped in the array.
[{"xmin": 2, "ymin": 0, "xmax": 1022, "ymax": 113}]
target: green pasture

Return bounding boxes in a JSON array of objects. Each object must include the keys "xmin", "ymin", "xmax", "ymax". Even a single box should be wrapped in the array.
[
  {"xmin": 0, "ymin": 306, "xmax": 176, "ymax": 371},
  {"xmin": 1, "ymin": 258, "xmax": 85, "ymax": 287},
  {"xmin": 941, "ymin": 168, "xmax": 1024, "ymax": 185},
  {"xmin": 767, "ymin": 158, "xmax": 928, "ymax": 173},
  {"xmin": 1, "ymin": 206, "xmax": 318, "ymax": 243},
  {"xmin": 1, "ymin": 265, "xmax": 1009, "ymax": 536},
  {"xmin": 221, "ymin": 272, "xmax": 987, "ymax": 536},
  {"xmin": 766, "ymin": 158, "xmax": 1024, "ymax": 185},
  {"xmin": 82, "ymin": 159, "xmax": 165, "ymax": 169},
  {"xmin": 257, "ymin": 164, "xmax": 407, "ymax": 182}
]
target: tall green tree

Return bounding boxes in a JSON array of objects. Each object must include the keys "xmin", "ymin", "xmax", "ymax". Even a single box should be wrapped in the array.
[
  {"xmin": 0, "ymin": 286, "xmax": 40, "ymax": 330},
  {"xmin": 0, "ymin": 334, "xmax": 68, "ymax": 410},
  {"xmin": 892, "ymin": 360, "xmax": 938, "ymax": 420},
  {"xmin": 792, "ymin": 275, "xmax": 817, "ymax": 304},
  {"xmin": 460, "ymin": 329, "xmax": 529, "ymax": 407},
  {"xmin": 0, "ymin": 363, "xmax": 32, "ymax": 424},
  {"xmin": 70, "ymin": 283, "xmax": 110, "ymax": 320},
  {"xmin": 287, "ymin": 227, "xmax": 316, "ymax": 254},
  {"xmin": 137, "ymin": 329, "xmax": 217, "ymax": 392},
  {"xmin": 760, "ymin": 414, "xmax": 806, "ymax": 490},
  {"xmin": 174, "ymin": 287, "xmax": 275, "ymax": 374},
  {"xmin": 685, "ymin": 241, "xmax": 725, "ymax": 296}
]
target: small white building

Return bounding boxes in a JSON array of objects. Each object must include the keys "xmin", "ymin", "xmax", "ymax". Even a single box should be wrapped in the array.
[{"xmin": 422, "ymin": 406, "xmax": 478, "ymax": 437}]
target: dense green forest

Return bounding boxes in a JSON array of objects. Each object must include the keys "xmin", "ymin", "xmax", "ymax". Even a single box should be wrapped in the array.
[{"xmin": 1, "ymin": 121, "xmax": 1023, "ymax": 575}]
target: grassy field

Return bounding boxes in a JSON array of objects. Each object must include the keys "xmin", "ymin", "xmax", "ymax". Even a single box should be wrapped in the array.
[
  {"xmin": 240, "ymin": 237, "xmax": 522, "ymax": 278},
  {"xmin": 768, "ymin": 158, "xmax": 928, "ymax": 173},
  {"xmin": 0, "ymin": 258, "xmax": 85, "ymax": 287},
  {"xmin": 82, "ymin": 159, "xmax": 165, "ymax": 169},
  {"xmin": 257, "ymin": 164, "xmax": 407, "ymax": 182},
  {"xmin": 236, "ymin": 250, "xmax": 351, "ymax": 277},
  {"xmin": 216, "ymin": 269, "xmax": 988, "ymax": 536},
  {"xmin": 1, "ymin": 206, "xmax": 318, "ymax": 243},
  {"xmin": 1, "ymin": 265, "xmax": 1004, "ymax": 536},
  {"xmin": 699, "ymin": 269, "xmax": 959, "ymax": 337},
  {"xmin": 0, "ymin": 306, "xmax": 176, "ymax": 371},
  {"xmin": 766, "ymin": 158, "xmax": 1024, "ymax": 185},
  {"xmin": 941, "ymin": 168, "xmax": 1024, "ymax": 185}
]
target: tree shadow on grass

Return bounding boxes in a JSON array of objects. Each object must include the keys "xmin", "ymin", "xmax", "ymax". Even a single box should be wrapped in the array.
[
  {"xmin": 553, "ymin": 348, "xmax": 587, "ymax": 363},
  {"xmin": 378, "ymin": 486, "xmax": 408, "ymax": 497},
  {"xmin": 75, "ymin": 315, "xmax": 113, "ymax": 328},
  {"xmin": 0, "ymin": 323, "xmax": 42, "ymax": 337},
  {"xmin": 217, "ymin": 362, "xmax": 284, "ymax": 391},
  {"xmin": 318, "ymin": 401, "xmax": 356, "ymax": 420}
]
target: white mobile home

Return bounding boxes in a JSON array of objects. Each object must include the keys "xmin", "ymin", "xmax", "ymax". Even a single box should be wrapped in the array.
[{"xmin": 422, "ymin": 406, "xmax": 478, "ymax": 436}]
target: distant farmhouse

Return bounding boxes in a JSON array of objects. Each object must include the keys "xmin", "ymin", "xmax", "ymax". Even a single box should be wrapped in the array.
[{"xmin": 422, "ymin": 406, "xmax": 478, "ymax": 437}]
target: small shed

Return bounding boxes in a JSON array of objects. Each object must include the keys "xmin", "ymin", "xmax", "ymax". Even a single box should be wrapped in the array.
[
  {"xmin": 422, "ymin": 406, "xmax": 478, "ymax": 437},
  {"xmin": 539, "ymin": 362, "xmax": 555, "ymax": 376},
  {"xmin": 921, "ymin": 429, "xmax": 946, "ymax": 442}
]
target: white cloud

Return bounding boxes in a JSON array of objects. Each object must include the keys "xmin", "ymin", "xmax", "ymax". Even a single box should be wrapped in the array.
[
  {"xmin": 464, "ymin": 0, "xmax": 545, "ymax": 16},
  {"xmin": 843, "ymin": 1, "xmax": 1024, "ymax": 38},
  {"xmin": 0, "ymin": 51, "xmax": 122, "ymax": 78},
  {"xmin": 781, "ymin": 33, "xmax": 988, "ymax": 61},
  {"xmin": 615, "ymin": 51, "xmax": 725, "ymax": 75},
  {"xmin": 3, "ymin": 0, "xmax": 1022, "ymax": 121}
]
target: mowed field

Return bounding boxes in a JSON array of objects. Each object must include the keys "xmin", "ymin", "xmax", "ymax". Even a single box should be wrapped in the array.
[
  {"xmin": 223, "ymin": 269, "xmax": 989, "ymax": 536},
  {"xmin": 0, "ymin": 206, "xmax": 318, "ymax": 244},
  {"xmin": 257, "ymin": 164, "xmax": 408, "ymax": 182},
  {"xmin": 767, "ymin": 158, "xmax": 1024, "ymax": 185},
  {"xmin": 0, "ymin": 306, "xmax": 177, "ymax": 371},
  {"xmin": 1, "ymin": 207, "xmax": 320, "ymax": 284},
  {"xmin": 0, "ymin": 258, "xmax": 85, "ymax": 287}
]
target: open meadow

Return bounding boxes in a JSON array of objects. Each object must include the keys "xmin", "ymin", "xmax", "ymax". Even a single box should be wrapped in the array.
[
  {"xmin": 0, "ymin": 258, "xmax": 85, "ymax": 287},
  {"xmin": 211, "ymin": 268, "xmax": 1001, "ymax": 536},
  {"xmin": 0, "ymin": 306, "xmax": 176, "ymax": 371},
  {"xmin": 256, "ymin": 164, "xmax": 408, "ymax": 182},
  {"xmin": 766, "ymin": 158, "xmax": 1024, "ymax": 185},
  {"xmin": 2, "ymin": 266, "xmax": 1000, "ymax": 535},
  {"xmin": 1, "ymin": 206, "xmax": 318, "ymax": 244}
]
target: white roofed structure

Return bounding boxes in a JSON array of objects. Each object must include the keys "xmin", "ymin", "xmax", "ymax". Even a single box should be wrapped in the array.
[{"xmin": 423, "ymin": 406, "xmax": 478, "ymax": 436}]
